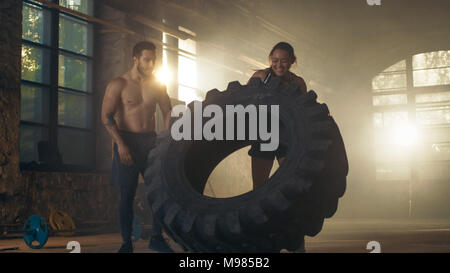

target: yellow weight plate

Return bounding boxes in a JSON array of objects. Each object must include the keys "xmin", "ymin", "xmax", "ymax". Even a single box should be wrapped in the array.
[{"xmin": 49, "ymin": 210, "xmax": 76, "ymax": 236}]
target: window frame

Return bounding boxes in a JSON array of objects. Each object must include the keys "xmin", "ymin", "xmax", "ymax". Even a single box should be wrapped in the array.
[
  {"xmin": 372, "ymin": 51, "xmax": 450, "ymax": 182},
  {"xmin": 20, "ymin": 0, "xmax": 96, "ymax": 172}
]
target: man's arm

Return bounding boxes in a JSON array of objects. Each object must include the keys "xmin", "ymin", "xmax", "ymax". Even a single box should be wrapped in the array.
[
  {"xmin": 101, "ymin": 77, "xmax": 133, "ymax": 165},
  {"xmin": 158, "ymin": 85, "xmax": 172, "ymax": 130}
]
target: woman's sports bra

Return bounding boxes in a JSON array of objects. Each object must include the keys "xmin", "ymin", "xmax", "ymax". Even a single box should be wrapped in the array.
[
  {"xmin": 263, "ymin": 69, "xmax": 272, "ymax": 85},
  {"xmin": 263, "ymin": 68, "xmax": 294, "ymax": 85}
]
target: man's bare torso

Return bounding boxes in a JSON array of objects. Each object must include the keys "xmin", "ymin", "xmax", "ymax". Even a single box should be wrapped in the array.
[{"xmin": 115, "ymin": 72, "xmax": 164, "ymax": 133}]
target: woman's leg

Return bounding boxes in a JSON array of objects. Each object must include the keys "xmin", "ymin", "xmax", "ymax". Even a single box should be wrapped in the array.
[{"xmin": 251, "ymin": 157, "xmax": 274, "ymax": 189}]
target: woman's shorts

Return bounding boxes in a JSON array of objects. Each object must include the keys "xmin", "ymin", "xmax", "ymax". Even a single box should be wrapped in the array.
[{"xmin": 247, "ymin": 143, "xmax": 287, "ymax": 160}]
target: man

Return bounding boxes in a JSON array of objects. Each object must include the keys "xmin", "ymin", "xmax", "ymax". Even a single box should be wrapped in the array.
[{"xmin": 101, "ymin": 41, "xmax": 173, "ymax": 253}]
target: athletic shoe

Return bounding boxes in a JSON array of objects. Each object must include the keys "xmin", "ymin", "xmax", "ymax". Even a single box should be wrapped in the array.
[{"xmin": 148, "ymin": 235, "xmax": 174, "ymax": 253}]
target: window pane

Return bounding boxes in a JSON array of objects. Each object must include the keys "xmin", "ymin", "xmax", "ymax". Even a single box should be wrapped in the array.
[
  {"xmin": 383, "ymin": 111, "xmax": 408, "ymax": 127},
  {"xmin": 418, "ymin": 162, "xmax": 450, "ymax": 180},
  {"xmin": 372, "ymin": 72, "xmax": 407, "ymax": 92},
  {"xmin": 178, "ymin": 85, "xmax": 202, "ymax": 104},
  {"xmin": 162, "ymin": 33, "xmax": 180, "ymax": 98},
  {"xmin": 58, "ymin": 90, "xmax": 92, "ymax": 128},
  {"xmin": 416, "ymin": 106, "xmax": 450, "ymax": 125},
  {"xmin": 376, "ymin": 165, "xmax": 410, "ymax": 181},
  {"xmin": 179, "ymin": 38, "xmax": 196, "ymax": 56},
  {"xmin": 373, "ymin": 94, "xmax": 407, "ymax": 106},
  {"xmin": 22, "ymin": 2, "xmax": 51, "ymax": 45},
  {"xmin": 178, "ymin": 26, "xmax": 196, "ymax": 57},
  {"xmin": 178, "ymin": 55, "xmax": 197, "ymax": 88},
  {"xmin": 58, "ymin": 54, "xmax": 89, "ymax": 91},
  {"xmin": 384, "ymin": 60, "xmax": 406, "ymax": 72},
  {"xmin": 420, "ymin": 127, "xmax": 450, "ymax": 143},
  {"xmin": 21, "ymin": 84, "xmax": 49, "ymax": 124},
  {"xmin": 59, "ymin": 14, "xmax": 91, "ymax": 55},
  {"xmin": 413, "ymin": 51, "xmax": 450, "ymax": 70},
  {"xmin": 421, "ymin": 143, "xmax": 450, "ymax": 161},
  {"xmin": 416, "ymin": 92, "xmax": 450, "ymax": 104},
  {"xmin": 58, "ymin": 128, "xmax": 93, "ymax": 166},
  {"xmin": 374, "ymin": 111, "xmax": 408, "ymax": 129},
  {"xmin": 20, "ymin": 124, "xmax": 48, "ymax": 163},
  {"xmin": 373, "ymin": 112, "xmax": 383, "ymax": 129},
  {"xmin": 21, "ymin": 45, "xmax": 50, "ymax": 84},
  {"xmin": 374, "ymin": 143, "xmax": 410, "ymax": 161},
  {"xmin": 413, "ymin": 68, "xmax": 450, "ymax": 87},
  {"xmin": 59, "ymin": 0, "xmax": 92, "ymax": 15}
]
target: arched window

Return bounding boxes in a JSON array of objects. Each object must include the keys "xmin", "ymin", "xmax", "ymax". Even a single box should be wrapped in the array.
[{"xmin": 372, "ymin": 50, "xmax": 450, "ymax": 183}]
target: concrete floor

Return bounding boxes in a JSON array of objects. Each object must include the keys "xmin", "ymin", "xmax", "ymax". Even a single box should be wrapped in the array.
[{"xmin": 1, "ymin": 218, "xmax": 450, "ymax": 253}]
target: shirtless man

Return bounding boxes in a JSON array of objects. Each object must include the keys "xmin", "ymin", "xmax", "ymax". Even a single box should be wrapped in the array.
[
  {"xmin": 101, "ymin": 41, "xmax": 173, "ymax": 253},
  {"xmin": 248, "ymin": 42, "xmax": 307, "ymax": 189}
]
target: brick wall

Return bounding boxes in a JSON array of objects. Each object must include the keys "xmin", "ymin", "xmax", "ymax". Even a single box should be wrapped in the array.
[
  {"xmin": 0, "ymin": 0, "xmax": 120, "ymax": 228},
  {"xmin": 0, "ymin": 0, "xmax": 22, "ymax": 198}
]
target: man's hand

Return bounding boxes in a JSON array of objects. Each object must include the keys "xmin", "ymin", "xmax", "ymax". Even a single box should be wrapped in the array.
[{"xmin": 117, "ymin": 143, "xmax": 133, "ymax": 166}]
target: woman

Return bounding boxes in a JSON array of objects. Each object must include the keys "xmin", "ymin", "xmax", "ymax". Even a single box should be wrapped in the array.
[{"xmin": 248, "ymin": 42, "xmax": 308, "ymax": 189}]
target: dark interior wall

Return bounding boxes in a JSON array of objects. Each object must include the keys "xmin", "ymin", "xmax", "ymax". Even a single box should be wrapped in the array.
[
  {"xmin": 321, "ymin": 0, "xmax": 450, "ymax": 218},
  {"xmin": 1, "ymin": 0, "xmax": 450, "ymax": 225},
  {"xmin": 0, "ymin": 0, "xmax": 21, "ymax": 186},
  {"xmin": 0, "ymin": 0, "xmax": 23, "ymax": 222}
]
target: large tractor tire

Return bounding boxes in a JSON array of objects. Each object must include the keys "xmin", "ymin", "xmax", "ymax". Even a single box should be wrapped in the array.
[{"xmin": 144, "ymin": 77, "xmax": 348, "ymax": 252}]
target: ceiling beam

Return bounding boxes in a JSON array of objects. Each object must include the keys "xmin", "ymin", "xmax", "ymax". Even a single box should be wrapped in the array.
[{"xmin": 97, "ymin": 0, "xmax": 195, "ymax": 40}]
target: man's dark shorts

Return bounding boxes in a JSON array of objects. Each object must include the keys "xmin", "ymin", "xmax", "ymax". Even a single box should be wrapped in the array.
[{"xmin": 110, "ymin": 131, "xmax": 157, "ymax": 186}]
